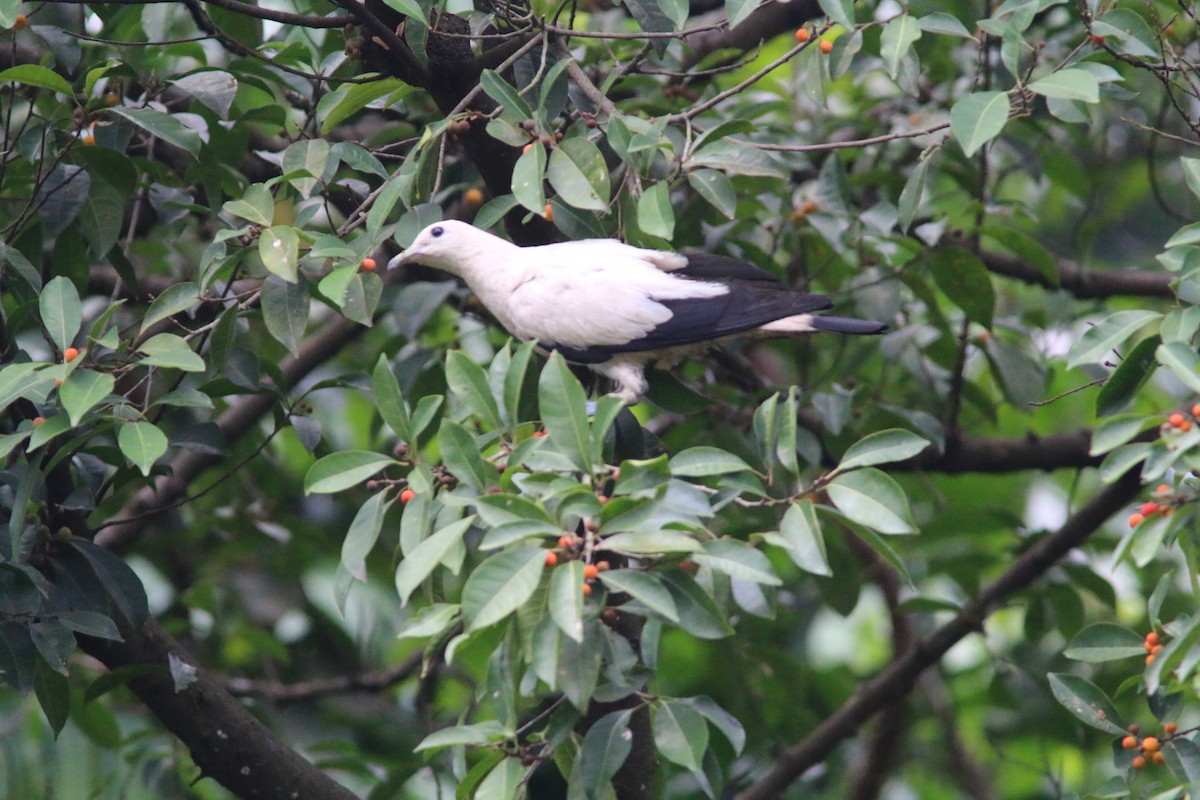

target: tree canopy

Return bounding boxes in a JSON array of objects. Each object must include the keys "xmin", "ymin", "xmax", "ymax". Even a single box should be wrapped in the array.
[{"xmin": 2, "ymin": 0, "xmax": 1200, "ymax": 798}]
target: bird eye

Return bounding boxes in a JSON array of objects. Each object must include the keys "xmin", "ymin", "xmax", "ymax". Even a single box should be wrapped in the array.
[{"xmin": 431, "ymin": 226, "xmax": 444, "ymax": 238}]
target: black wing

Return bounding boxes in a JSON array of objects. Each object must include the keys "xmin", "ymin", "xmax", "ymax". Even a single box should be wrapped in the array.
[{"xmin": 546, "ymin": 252, "xmax": 834, "ymax": 363}]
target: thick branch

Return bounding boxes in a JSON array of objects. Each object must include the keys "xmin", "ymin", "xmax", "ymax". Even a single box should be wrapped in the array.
[
  {"xmin": 226, "ymin": 652, "xmax": 423, "ymax": 702},
  {"xmin": 682, "ymin": 0, "xmax": 820, "ymax": 68},
  {"xmin": 977, "ymin": 247, "xmax": 1172, "ymax": 299},
  {"xmin": 908, "ymin": 428, "xmax": 1098, "ymax": 473},
  {"xmin": 77, "ymin": 619, "xmax": 359, "ymax": 800},
  {"xmin": 736, "ymin": 469, "xmax": 1142, "ymax": 800}
]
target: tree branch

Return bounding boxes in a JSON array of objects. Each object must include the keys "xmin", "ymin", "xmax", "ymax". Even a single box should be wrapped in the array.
[
  {"xmin": 735, "ymin": 468, "xmax": 1143, "ymax": 800},
  {"xmin": 225, "ymin": 651, "xmax": 424, "ymax": 703},
  {"xmin": 681, "ymin": 0, "xmax": 821, "ymax": 68},
  {"xmin": 76, "ymin": 619, "xmax": 360, "ymax": 800},
  {"xmin": 975, "ymin": 246, "xmax": 1173, "ymax": 299}
]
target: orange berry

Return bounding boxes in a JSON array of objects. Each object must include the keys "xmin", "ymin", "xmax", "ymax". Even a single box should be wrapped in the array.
[
  {"xmin": 1146, "ymin": 654, "xmax": 1156, "ymax": 665},
  {"xmin": 1089, "ymin": 34, "xmax": 1105, "ymax": 45},
  {"xmin": 1141, "ymin": 502, "xmax": 1159, "ymax": 516},
  {"xmin": 361, "ymin": 257, "xmax": 377, "ymax": 271},
  {"xmin": 1143, "ymin": 737, "xmax": 1160, "ymax": 752},
  {"xmin": 1169, "ymin": 412, "xmax": 1185, "ymax": 427},
  {"xmin": 531, "ymin": 430, "xmax": 548, "ymax": 438},
  {"xmin": 610, "ymin": 468, "xmax": 620, "ymax": 480},
  {"xmin": 798, "ymin": 200, "xmax": 819, "ymax": 215},
  {"xmin": 31, "ymin": 416, "xmax": 45, "ymax": 428},
  {"xmin": 53, "ymin": 378, "xmax": 62, "ymax": 387},
  {"xmin": 104, "ymin": 92, "xmax": 120, "ymax": 106},
  {"xmin": 1152, "ymin": 751, "xmax": 1165, "ymax": 764},
  {"xmin": 819, "ymin": 40, "xmax": 833, "ymax": 54},
  {"xmin": 1122, "ymin": 735, "xmax": 1138, "ymax": 749},
  {"xmin": 464, "ymin": 187, "xmax": 484, "ymax": 207},
  {"xmin": 1145, "ymin": 641, "xmax": 1154, "ymax": 653},
  {"xmin": 1165, "ymin": 722, "xmax": 1178, "ymax": 734},
  {"xmin": 13, "ymin": 13, "xmax": 27, "ymax": 30},
  {"xmin": 583, "ymin": 564, "xmax": 599, "ymax": 580},
  {"xmin": 794, "ymin": 28, "xmax": 810, "ymax": 42},
  {"xmin": 1132, "ymin": 755, "xmax": 1147, "ymax": 769},
  {"xmin": 582, "ymin": 582, "xmax": 592, "ymax": 596},
  {"xmin": 82, "ymin": 132, "xmax": 95, "ymax": 146},
  {"xmin": 1152, "ymin": 644, "xmax": 1163, "ymax": 655},
  {"xmin": 596, "ymin": 560, "xmax": 610, "ymax": 572},
  {"xmin": 557, "ymin": 535, "xmax": 575, "ymax": 549},
  {"xmin": 596, "ymin": 495, "xmax": 608, "ymax": 505},
  {"xmin": 545, "ymin": 551, "xmax": 558, "ymax": 567},
  {"xmin": 1147, "ymin": 631, "xmax": 1160, "ymax": 645},
  {"xmin": 63, "ymin": 347, "xmax": 79, "ymax": 362},
  {"xmin": 400, "ymin": 488, "xmax": 415, "ymax": 503},
  {"xmin": 1192, "ymin": 404, "xmax": 1200, "ymax": 417},
  {"xmin": 1129, "ymin": 513, "xmax": 1144, "ymax": 528},
  {"xmin": 543, "ymin": 203, "xmax": 553, "ymax": 221},
  {"xmin": 1157, "ymin": 484, "xmax": 1171, "ymax": 494},
  {"xmin": 522, "ymin": 142, "xmax": 533, "ymax": 154},
  {"xmin": 1183, "ymin": 421, "xmax": 1194, "ymax": 432}
]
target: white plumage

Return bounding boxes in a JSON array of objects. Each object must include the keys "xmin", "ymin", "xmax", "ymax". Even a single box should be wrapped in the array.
[{"xmin": 391, "ymin": 220, "xmax": 885, "ymax": 402}]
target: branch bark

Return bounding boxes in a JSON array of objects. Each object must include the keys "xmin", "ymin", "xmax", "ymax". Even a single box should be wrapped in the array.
[
  {"xmin": 975, "ymin": 247, "xmax": 1173, "ymax": 299},
  {"xmin": 735, "ymin": 468, "xmax": 1142, "ymax": 800}
]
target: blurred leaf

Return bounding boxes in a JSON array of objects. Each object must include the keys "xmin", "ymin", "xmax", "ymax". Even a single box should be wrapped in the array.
[
  {"xmin": 1028, "ymin": 68, "xmax": 1100, "ymax": 103},
  {"xmin": 1065, "ymin": 310, "xmax": 1161, "ymax": 369},
  {"xmin": 138, "ymin": 333, "xmax": 205, "ymax": 371},
  {"xmin": 446, "ymin": 350, "xmax": 503, "ymax": 430},
  {"xmin": 223, "ymin": 183, "xmax": 274, "ymax": 226},
  {"xmin": 341, "ymin": 492, "xmax": 391, "ymax": 582},
  {"xmin": 0, "ymin": 64, "xmax": 73, "ymax": 95},
  {"xmin": 773, "ymin": 500, "xmax": 831, "ymax": 576},
  {"xmin": 917, "ymin": 12, "xmax": 971, "ymax": 37},
  {"xmin": 475, "ymin": 757, "xmax": 524, "ymax": 800},
  {"xmin": 637, "ymin": 182, "xmax": 674, "ymax": 240},
  {"xmin": 928, "ymin": 246, "xmax": 995, "ymax": 328},
  {"xmin": 881, "ymin": 15, "xmax": 921, "ymax": 79},
  {"xmin": 725, "ymin": 0, "xmax": 761, "ymax": 29},
  {"xmin": 258, "ymin": 225, "xmax": 299, "ymax": 283},
  {"xmin": 462, "ymin": 546, "xmax": 545, "ymax": 631},
  {"xmin": 34, "ymin": 660, "xmax": 70, "ymax": 737},
  {"xmin": 172, "ymin": 70, "xmax": 238, "ymax": 117},
  {"xmin": 599, "ymin": 569, "xmax": 679, "ymax": 622},
  {"xmin": 538, "ymin": 353, "xmax": 592, "ymax": 472},
  {"xmin": 570, "ymin": 709, "xmax": 633, "ymax": 800},
  {"xmin": 687, "ymin": 169, "xmax": 736, "ymax": 218},
  {"xmin": 659, "ymin": 571, "xmax": 734, "ymax": 638},
  {"xmin": 414, "ymin": 720, "xmax": 510, "ymax": 753},
  {"xmin": 1156, "ymin": 341, "xmax": 1200, "ymax": 394},
  {"xmin": 281, "ymin": 138, "xmax": 330, "ymax": 199},
  {"xmin": 512, "ymin": 143, "xmax": 547, "ymax": 216},
  {"xmin": 669, "ymin": 447, "xmax": 753, "ymax": 476},
  {"xmin": 479, "ymin": 69, "xmax": 532, "ymax": 120},
  {"xmin": 1096, "ymin": 335, "xmax": 1158, "ymax": 416},
  {"xmin": 818, "ymin": 0, "xmax": 854, "ymax": 28},
  {"xmin": 438, "ymin": 418, "xmax": 494, "ymax": 493},
  {"xmin": 304, "ymin": 451, "xmax": 397, "ymax": 494},
  {"xmin": 603, "ymin": 531, "xmax": 701, "ymax": 554},
  {"xmin": 950, "ymin": 91, "xmax": 1010, "ymax": 156},
  {"xmin": 108, "ymin": 106, "xmax": 201, "ymax": 157},
  {"xmin": 547, "ymin": 137, "xmax": 610, "ymax": 211},
  {"xmin": 1063, "ymin": 623, "xmax": 1146, "ymax": 663},
  {"xmin": 372, "ymin": 356, "xmax": 412, "ymax": 442}
]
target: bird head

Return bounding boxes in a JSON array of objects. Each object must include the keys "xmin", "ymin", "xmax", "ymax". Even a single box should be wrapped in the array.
[{"xmin": 388, "ymin": 219, "xmax": 491, "ymax": 275}]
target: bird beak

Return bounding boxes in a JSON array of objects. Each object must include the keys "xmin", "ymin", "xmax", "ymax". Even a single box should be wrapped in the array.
[{"xmin": 387, "ymin": 249, "xmax": 417, "ymax": 270}]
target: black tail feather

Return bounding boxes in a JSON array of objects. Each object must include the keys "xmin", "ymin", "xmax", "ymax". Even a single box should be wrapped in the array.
[{"xmin": 812, "ymin": 315, "xmax": 888, "ymax": 335}]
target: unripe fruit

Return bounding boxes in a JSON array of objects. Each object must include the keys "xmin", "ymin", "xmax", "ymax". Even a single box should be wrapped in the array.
[
  {"xmin": 1128, "ymin": 724, "xmax": 1140, "ymax": 734},
  {"xmin": 794, "ymin": 28, "xmax": 810, "ymax": 42},
  {"xmin": 464, "ymin": 187, "xmax": 484, "ymax": 207},
  {"xmin": 545, "ymin": 551, "xmax": 559, "ymax": 567},
  {"xmin": 82, "ymin": 131, "xmax": 95, "ymax": 146},
  {"xmin": 104, "ymin": 92, "xmax": 120, "ymax": 106},
  {"xmin": 1142, "ymin": 737, "xmax": 1160, "ymax": 752},
  {"xmin": 819, "ymin": 40, "xmax": 833, "ymax": 54},
  {"xmin": 400, "ymin": 488, "xmax": 416, "ymax": 503},
  {"xmin": 583, "ymin": 564, "xmax": 599, "ymax": 580},
  {"xmin": 1129, "ymin": 513, "xmax": 1144, "ymax": 528},
  {"xmin": 366, "ymin": 480, "xmax": 379, "ymax": 491},
  {"xmin": 1164, "ymin": 722, "xmax": 1178, "ymax": 734},
  {"xmin": 596, "ymin": 560, "xmax": 610, "ymax": 572},
  {"xmin": 1122, "ymin": 735, "xmax": 1138, "ymax": 749},
  {"xmin": 601, "ymin": 607, "xmax": 618, "ymax": 622},
  {"xmin": 1169, "ymin": 412, "xmax": 1185, "ymax": 427},
  {"xmin": 361, "ymin": 257, "xmax": 377, "ymax": 271},
  {"xmin": 1141, "ymin": 502, "xmax": 1159, "ymax": 516},
  {"xmin": 64, "ymin": 347, "xmax": 79, "ymax": 363},
  {"xmin": 1132, "ymin": 755, "xmax": 1147, "ymax": 769}
]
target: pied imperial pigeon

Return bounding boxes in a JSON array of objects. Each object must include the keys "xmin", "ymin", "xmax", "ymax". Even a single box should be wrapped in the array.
[{"xmin": 392, "ymin": 220, "xmax": 886, "ymax": 403}]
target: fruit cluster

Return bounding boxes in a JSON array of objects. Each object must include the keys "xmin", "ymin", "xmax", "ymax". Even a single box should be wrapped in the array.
[
  {"xmin": 1128, "ymin": 484, "xmax": 1180, "ymax": 528},
  {"xmin": 1162, "ymin": 405, "xmax": 1200, "ymax": 434},
  {"xmin": 1121, "ymin": 720, "xmax": 1179, "ymax": 769},
  {"xmin": 1143, "ymin": 630, "xmax": 1164, "ymax": 665},
  {"xmin": 546, "ymin": 535, "xmax": 609, "ymax": 595}
]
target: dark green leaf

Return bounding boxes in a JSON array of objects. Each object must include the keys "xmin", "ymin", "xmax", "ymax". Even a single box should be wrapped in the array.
[
  {"xmin": 304, "ymin": 451, "xmax": 397, "ymax": 494},
  {"xmin": 928, "ymin": 246, "xmax": 995, "ymax": 328}
]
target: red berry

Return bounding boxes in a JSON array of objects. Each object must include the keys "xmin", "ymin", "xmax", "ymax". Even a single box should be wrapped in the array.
[
  {"xmin": 1129, "ymin": 513, "xmax": 1144, "ymax": 528},
  {"xmin": 1169, "ymin": 413, "xmax": 1185, "ymax": 427},
  {"xmin": 63, "ymin": 347, "xmax": 79, "ymax": 363},
  {"xmin": 819, "ymin": 39, "xmax": 833, "ymax": 54},
  {"xmin": 1089, "ymin": 34, "xmax": 1105, "ymax": 45},
  {"xmin": 557, "ymin": 535, "xmax": 575, "ymax": 549},
  {"xmin": 583, "ymin": 564, "xmax": 599, "ymax": 580},
  {"xmin": 1146, "ymin": 631, "xmax": 1160, "ymax": 645},
  {"xmin": 545, "ymin": 551, "xmax": 558, "ymax": 567},
  {"xmin": 400, "ymin": 488, "xmax": 416, "ymax": 503},
  {"xmin": 1141, "ymin": 502, "xmax": 1159, "ymax": 516},
  {"xmin": 13, "ymin": 13, "xmax": 28, "ymax": 30},
  {"xmin": 31, "ymin": 416, "xmax": 45, "ymax": 428},
  {"xmin": 1156, "ymin": 484, "xmax": 1171, "ymax": 494},
  {"xmin": 582, "ymin": 582, "xmax": 592, "ymax": 596},
  {"xmin": 794, "ymin": 28, "xmax": 810, "ymax": 42},
  {"xmin": 361, "ymin": 257, "xmax": 377, "ymax": 271}
]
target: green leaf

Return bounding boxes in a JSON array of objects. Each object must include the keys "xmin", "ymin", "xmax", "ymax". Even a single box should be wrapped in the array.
[
  {"xmin": 414, "ymin": 720, "xmax": 510, "ymax": 752},
  {"xmin": 462, "ymin": 546, "xmax": 546, "ymax": 631},
  {"xmin": 694, "ymin": 539, "xmax": 780, "ymax": 585},
  {"xmin": 686, "ymin": 696, "xmax": 745, "ymax": 755},
  {"xmin": 837, "ymin": 428, "xmax": 930, "ymax": 471},
  {"xmin": 659, "ymin": 571, "xmax": 734, "ymax": 638},
  {"xmin": 774, "ymin": 500, "xmax": 831, "ymax": 576},
  {"xmin": 1047, "ymin": 673, "xmax": 1125, "ymax": 734},
  {"xmin": 0, "ymin": 64, "xmax": 74, "ymax": 95},
  {"xmin": 137, "ymin": 333, "xmax": 205, "ymax": 371},
  {"xmin": 669, "ymin": 447, "xmax": 753, "ymax": 477},
  {"xmin": 56, "ymin": 610, "xmax": 121, "ymax": 640},
  {"xmin": 1092, "ymin": 8, "xmax": 1159, "ymax": 58},
  {"xmin": 928, "ymin": 246, "xmax": 995, "ymax": 328},
  {"xmin": 107, "ymin": 106, "xmax": 201, "ymax": 158},
  {"xmin": 223, "ymin": 183, "xmax": 274, "ymax": 226},
  {"xmin": 725, "ymin": 0, "xmax": 761, "ymax": 29},
  {"xmin": 1096, "ymin": 335, "xmax": 1158, "ymax": 417},
  {"xmin": 538, "ymin": 353, "xmax": 592, "ymax": 472},
  {"xmin": 637, "ymin": 182, "xmax": 674, "ymax": 240},
  {"xmin": 341, "ymin": 492, "xmax": 391, "ymax": 581},
  {"xmin": 549, "ymin": 560, "xmax": 585, "ymax": 642},
  {"xmin": 897, "ymin": 154, "xmax": 932, "ymax": 233},
  {"xmin": 571, "ymin": 709, "xmax": 633, "ymax": 799},
  {"xmin": 1065, "ymin": 310, "xmax": 1161, "ymax": 369},
  {"xmin": 281, "ymin": 138, "xmax": 330, "ymax": 199},
  {"xmin": 1183, "ymin": 157, "xmax": 1200, "ymax": 201},
  {"xmin": 438, "ymin": 419, "xmax": 493, "ymax": 493},
  {"xmin": 547, "ymin": 137, "xmax": 611, "ymax": 212},
  {"xmin": 27, "ymin": 415, "xmax": 70, "ymax": 451},
  {"xmin": 950, "ymin": 91, "xmax": 1010, "ymax": 156},
  {"xmin": 687, "ymin": 169, "xmax": 736, "ymax": 218},
  {"xmin": 603, "ymin": 531, "xmax": 702, "ymax": 554},
  {"xmin": 394, "ymin": 516, "xmax": 474, "ymax": 605},
  {"xmin": 397, "ymin": 603, "xmax": 460, "ymax": 640},
  {"xmin": 34, "ymin": 660, "xmax": 71, "ymax": 737},
  {"xmin": 139, "ymin": 282, "xmax": 200, "ymax": 337},
  {"xmin": 40, "ymin": 276, "xmax": 82, "ymax": 352},
  {"xmin": 372, "ymin": 355, "xmax": 412, "ymax": 442},
  {"xmin": 446, "ymin": 351, "xmax": 503, "ymax": 430},
  {"xmin": 475, "ymin": 757, "xmax": 524, "ymax": 800},
  {"xmin": 1156, "ymin": 342, "xmax": 1200, "ymax": 394},
  {"xmin": 1089, "ymin": 416, "xmax": 1149, "ymax": 456},
  {"xmin": 598, "ymin": 569, "xmax": 679, "ymax": 622},
  {"xmin": 117, "ymin": 421, "xmax": 168, "ymax": 477},
  {"xmin": 880, "ymin": 15, "xmax": 922, "ymax": 79},
  {"xmin": 653, "ymin": 700, "xmax": 708, "ymax": 773},
  {"xmin": 688, "ymin": 140, "xmax": 784, "ymax": 178},
  {"xmin": 59, "ymin": 369, "xmax": 115, "ymax": 426},
  {"xmin": 258, "ymin": 225, "xmax": 299, "ymax": 283},
  {"xmin": 1028, "ymin": 68, "xmax": 1100, "ymax": 103},
  {"xmin": 917, "ymin": 12, "xmax": 971, "ymax": 37},
  {"xmin": 479, "ymin": 69, "xmax": 532, "ymax": 120},
  {"xmin": 304, "ymin": 451, "xmax": 397, "ymax": 494},
  {"xmin": 817, "ymin": 0, "xmax": 854, "ymax": 28},
  {"xmin": 261, "ymin": 274, "xmax": 309, "ymax": 354},
  {"xmin": 172, "ymin": 70, "xmax": 238, "ymax": 117},
  {"xmin": 827, "ymin": 468, "xmax": 916, "ymax": 535},
  {"xmin": 512, "ymin": 143, "xmax": 547, "ymax": 216},
  {"xmin": 319, "ymin": 79, "xmax": 407, "ymax": 136},
  {"xmin": 1063, "ymin": 623, "xmax": 1146, "ymax": 663}
]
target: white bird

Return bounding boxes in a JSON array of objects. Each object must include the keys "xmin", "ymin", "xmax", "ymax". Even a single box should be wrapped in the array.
[{"xmin": 391, "ymin": 220, "xmax": 886, "ymax": 403}]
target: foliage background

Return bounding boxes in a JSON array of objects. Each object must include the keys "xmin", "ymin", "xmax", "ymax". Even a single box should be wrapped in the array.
[{"xmin": 1, "ymin": 0, "xmax": 1200, "ymax": 798}]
